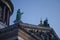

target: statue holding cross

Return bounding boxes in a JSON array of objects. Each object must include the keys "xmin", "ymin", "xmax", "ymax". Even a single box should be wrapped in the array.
[{"xmin": 16, "ymin": 9, "xmax": 23, "ymax": 21}]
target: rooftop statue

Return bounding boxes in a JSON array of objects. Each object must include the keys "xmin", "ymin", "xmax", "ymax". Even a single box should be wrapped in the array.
[
  {"xmin": 44, "ymin": 18, "xmax": 50, "ymax": 27},
  {"xmin": 16, "ymin": 9, "xmax": 23, "ymax": 21}
]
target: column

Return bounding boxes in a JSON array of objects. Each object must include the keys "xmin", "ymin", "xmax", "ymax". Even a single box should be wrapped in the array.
[
  {"xmin": 3, "ymin": 6, "xmax": 6, "ymax": 23},
  {"xmin": 6, "ymin": 10, "xmax": 10, "ymax": 26},
  {"xmin": 0, "ymin": 6, "xmax": 2, "ymax": 21}
]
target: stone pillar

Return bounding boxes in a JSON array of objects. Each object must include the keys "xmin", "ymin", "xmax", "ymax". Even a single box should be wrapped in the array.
[
  {"xmin": 41, "ymin": 34, "xmax": 44, "ymax": 40},
  {"xmin": 0, "ymin": 6, "xmax": 2, "ymax": 21},
  {"xmin": 46, "ymin": 34, "xmax": 49, "ymax": 40},
  {"xmin": 6, "ymin": 10, "xmax": 10, "ymax": 26},
  {"xmin": 3, "ymin": 6, "xmax": 6, "ymax": 23}
]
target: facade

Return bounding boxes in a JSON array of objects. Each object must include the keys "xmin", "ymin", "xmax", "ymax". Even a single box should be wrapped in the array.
[
  {"xmin": 0, "ymin": 0, "xmax": 60, "ymax": 40},
  {"xmin": 0, "ymin": 0, "xmax": 14, "ymax": 27}
]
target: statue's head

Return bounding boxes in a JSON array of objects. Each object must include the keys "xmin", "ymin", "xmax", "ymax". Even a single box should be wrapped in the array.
[
  {"xmin": 17, "ymin": 9, "xmax": 20, "ymax": 13},
  {"xmin": 18, "ymin": 9, "xmax": 20, "ymax": 11}
]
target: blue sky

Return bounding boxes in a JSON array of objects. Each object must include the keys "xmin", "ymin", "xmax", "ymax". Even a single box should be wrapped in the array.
[{"xmin": 10, "ymin": 0, "xmax": 60, "ymax": 38}]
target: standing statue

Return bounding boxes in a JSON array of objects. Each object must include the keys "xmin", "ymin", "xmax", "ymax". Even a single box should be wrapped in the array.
[
  {"xmin": 44, "ymin": 18, "xmax": 50, "ymax": 27},
  {"xmin": 16, "ymin": 9, "xmax": 23, "ymax": 21}
]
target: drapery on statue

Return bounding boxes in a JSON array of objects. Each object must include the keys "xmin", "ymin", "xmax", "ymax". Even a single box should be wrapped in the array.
[{"xmin": 16, "ymin": 9, "xmax": 23, "ymax": 21}]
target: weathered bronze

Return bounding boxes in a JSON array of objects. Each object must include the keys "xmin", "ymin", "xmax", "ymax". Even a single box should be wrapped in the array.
[{"xmin": 16, "ymin": 9, "xmax": 23, "ymax": 21}]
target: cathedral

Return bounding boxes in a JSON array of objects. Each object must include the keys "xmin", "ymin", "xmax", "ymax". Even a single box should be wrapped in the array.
[{"xmin": 0, "ymin": 0, "xmax": 60, "ymax": 40}]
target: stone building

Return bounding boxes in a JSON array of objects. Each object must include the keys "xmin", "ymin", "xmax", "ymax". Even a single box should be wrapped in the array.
[{"xmin": 0, "ymin": 0, "xmax": 60, "ymax": 40}]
